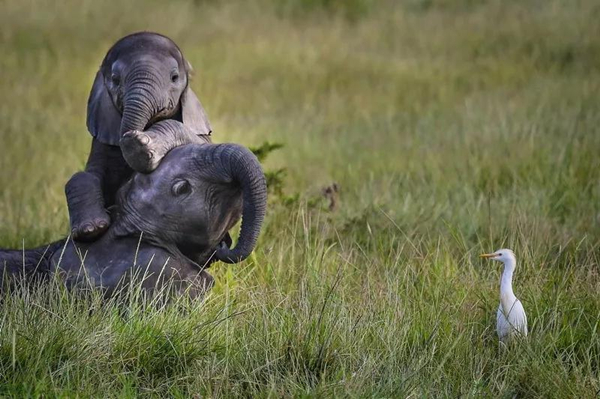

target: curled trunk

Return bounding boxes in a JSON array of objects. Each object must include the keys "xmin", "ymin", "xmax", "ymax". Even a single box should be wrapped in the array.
[{"xmin": 199, "ymin": 144, "xmax": 267, "ymax": 264}]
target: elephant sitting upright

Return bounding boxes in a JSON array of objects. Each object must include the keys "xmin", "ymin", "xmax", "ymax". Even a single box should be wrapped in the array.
[
  {"xmin": 0, "ymin": 138, "xmax": 267, "ymax": 298},
  {"xmin": 66, "ymin": 32, "xmax": 213, "ymax": 242}
]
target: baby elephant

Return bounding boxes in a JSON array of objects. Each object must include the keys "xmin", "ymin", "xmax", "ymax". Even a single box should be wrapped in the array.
[
  {"xmin": 66, "ymin": 32, "xmax": 212, "ymax": 242},
  {"xmin": 1, "ymin": 140, "xmax": 267, "ymax": 298}
]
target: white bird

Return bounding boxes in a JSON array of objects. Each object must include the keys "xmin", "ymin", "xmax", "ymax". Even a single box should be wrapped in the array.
[{"xmin": 480, "ymin": 249, "xmax": 528, "ymax": 343}]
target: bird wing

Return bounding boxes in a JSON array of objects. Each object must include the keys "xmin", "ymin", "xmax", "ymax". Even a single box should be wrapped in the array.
[
  {"xmin": 506, "ymin": 299, "xmax": 528, "ymax": 337},
  {"xmin": 497, "ymin": 299, "xmax": 528, "ymax": 341},
  {"xmin": 496, "ymin": 305, "xmax": 511, "ymax": 341}
]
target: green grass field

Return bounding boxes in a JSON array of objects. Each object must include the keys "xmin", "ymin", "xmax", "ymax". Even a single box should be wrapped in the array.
[{"xmin": 1, "ymin": 0, "xmax": 600, "ymax": 396}]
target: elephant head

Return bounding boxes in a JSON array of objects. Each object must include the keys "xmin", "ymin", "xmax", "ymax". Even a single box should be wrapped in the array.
[
  {"xmin": 87, "ymin": 32, "xmax": 211, "ymax": 146},
  {"xmin": 113, "ymin": 143, "xmax": 267, "ymax": 265}
]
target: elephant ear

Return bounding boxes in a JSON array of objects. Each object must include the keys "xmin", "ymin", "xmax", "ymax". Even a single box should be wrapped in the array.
[
  {"xmin": 86, "ymin": 71, "xmax": 122, "ymax": 146},
  {"xmin": 181, "ymin": 87, "xmax": 212, "ymax": 136}
]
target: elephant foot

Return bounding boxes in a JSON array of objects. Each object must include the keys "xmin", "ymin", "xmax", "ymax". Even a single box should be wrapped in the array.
[
  {"xmin": 66, "ymin": 171, "xmax": 111, "ymax": 242},
  {"xmin": 121, "ymin": 130, "xmax": 160, "ymax": 173},
  {"xmin": 71, "ymin": 213, "xmax": 110, "ymax": 242}
]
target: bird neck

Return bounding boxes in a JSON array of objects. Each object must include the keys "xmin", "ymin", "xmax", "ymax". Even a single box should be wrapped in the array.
[{"xmin": 500, "ymin": 259, "xmax": 517, "ymax": 306}]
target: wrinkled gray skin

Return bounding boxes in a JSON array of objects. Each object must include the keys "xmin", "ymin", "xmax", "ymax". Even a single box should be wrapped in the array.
[
  {"xmin": 66, "ymin": 32, "xmax": 212, "ymax": 242},
  {"xmin": 0, "ymin": 141, "xmax": 267, "ymax": 298}
]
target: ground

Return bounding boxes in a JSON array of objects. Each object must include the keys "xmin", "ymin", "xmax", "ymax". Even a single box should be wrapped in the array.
[{"xmin": 1, "ymin": 0, "xmax": 599, "ymax": 396}]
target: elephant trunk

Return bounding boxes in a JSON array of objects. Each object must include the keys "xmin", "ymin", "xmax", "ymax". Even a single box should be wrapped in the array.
[
  {"xmin": 201, "ymin": 144, "xmax": 267, "ymax": 264},
  {"xmin": 119, "ymin": 68, "xmax": 164, "ymax": 135}
]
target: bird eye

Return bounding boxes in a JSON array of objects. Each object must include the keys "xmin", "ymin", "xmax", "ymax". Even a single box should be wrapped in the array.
[
  {"xmin": 498, "ymin": 253, "xmax": 503, "ymax": 256},
  {"xmin": 171, "ymin": 180, "xmax": 191, "ymax": 196},
  {"xmin": 111, "ymin": 73, "xmax": 120, "ymax": 86},
  {"xmin": 171, "ymin": 72, "xmax": 179, "ymax": 83}
]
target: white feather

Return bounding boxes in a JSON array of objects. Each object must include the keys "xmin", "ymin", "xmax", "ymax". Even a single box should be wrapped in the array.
[
  {"xmin": 496, "ymin": 299, "xmax": 528, "ymax": 342},
  {"xmin": 481, "ymin": 248, "xmax": 528, "ymax": 343}
]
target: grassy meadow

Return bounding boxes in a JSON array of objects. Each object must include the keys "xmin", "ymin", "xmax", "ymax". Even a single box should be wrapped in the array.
[{"xmin": 1, "ymin": 0, "xmax": 600, "ymax": 396}]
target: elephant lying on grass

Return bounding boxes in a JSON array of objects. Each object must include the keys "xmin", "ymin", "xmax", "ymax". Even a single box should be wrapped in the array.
[{"xmin": 0, "ymin": 136, "xmax": 267, "ymax": 298}]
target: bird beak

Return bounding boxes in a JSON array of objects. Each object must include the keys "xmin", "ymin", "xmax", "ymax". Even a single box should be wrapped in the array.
[{"xmin": 480, "ymin": 253, "xmax": 496, "ymax": 259}]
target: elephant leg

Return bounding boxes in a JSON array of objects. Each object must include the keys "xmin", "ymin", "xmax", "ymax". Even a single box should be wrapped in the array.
[
  {"xmin": 0, "ymin": 239, "xmax": 65, "ymax": 290},
  {"xmin": 65, "ymin": 139, "xmax": 129, "ymax": 242},
  {"xmin": 65, "ymin": 171, "xmax": 110, "ymax": 241},
  {"xmin": 120, "ymin": 120, "xmax": 209, "ymax": 173}
]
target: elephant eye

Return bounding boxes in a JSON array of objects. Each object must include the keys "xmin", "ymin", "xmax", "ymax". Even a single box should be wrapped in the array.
[
  {"xmin": 171, "ymin": 72, "xmax": 179, "ymax": 83},
  {"xmin": 111, "ymin": 73, "xmax": 120, "ymax": 86},
  {"xmin": 171, "ymin": 180, "xmax": 191, "ymax": 197}
]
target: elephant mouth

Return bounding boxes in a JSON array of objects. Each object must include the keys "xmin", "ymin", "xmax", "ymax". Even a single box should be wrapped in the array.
[
  {"xmin": 144, "ymin": 105, "xmax": 178, "ymax": 129},
  {"xmin": 118, "ymin": 95, "xmax": 178, "ymax": 130}
]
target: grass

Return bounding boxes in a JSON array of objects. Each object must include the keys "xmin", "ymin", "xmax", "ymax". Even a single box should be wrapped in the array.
[{"xmin": 1, "ymin": 0, "xmax": 600, "ymax": 396}]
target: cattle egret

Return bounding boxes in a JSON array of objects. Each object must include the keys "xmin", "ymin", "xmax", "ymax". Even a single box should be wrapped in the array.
[{"xmin": 480, "ymin": 249, "xmax": 528, "ymax": 343}]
